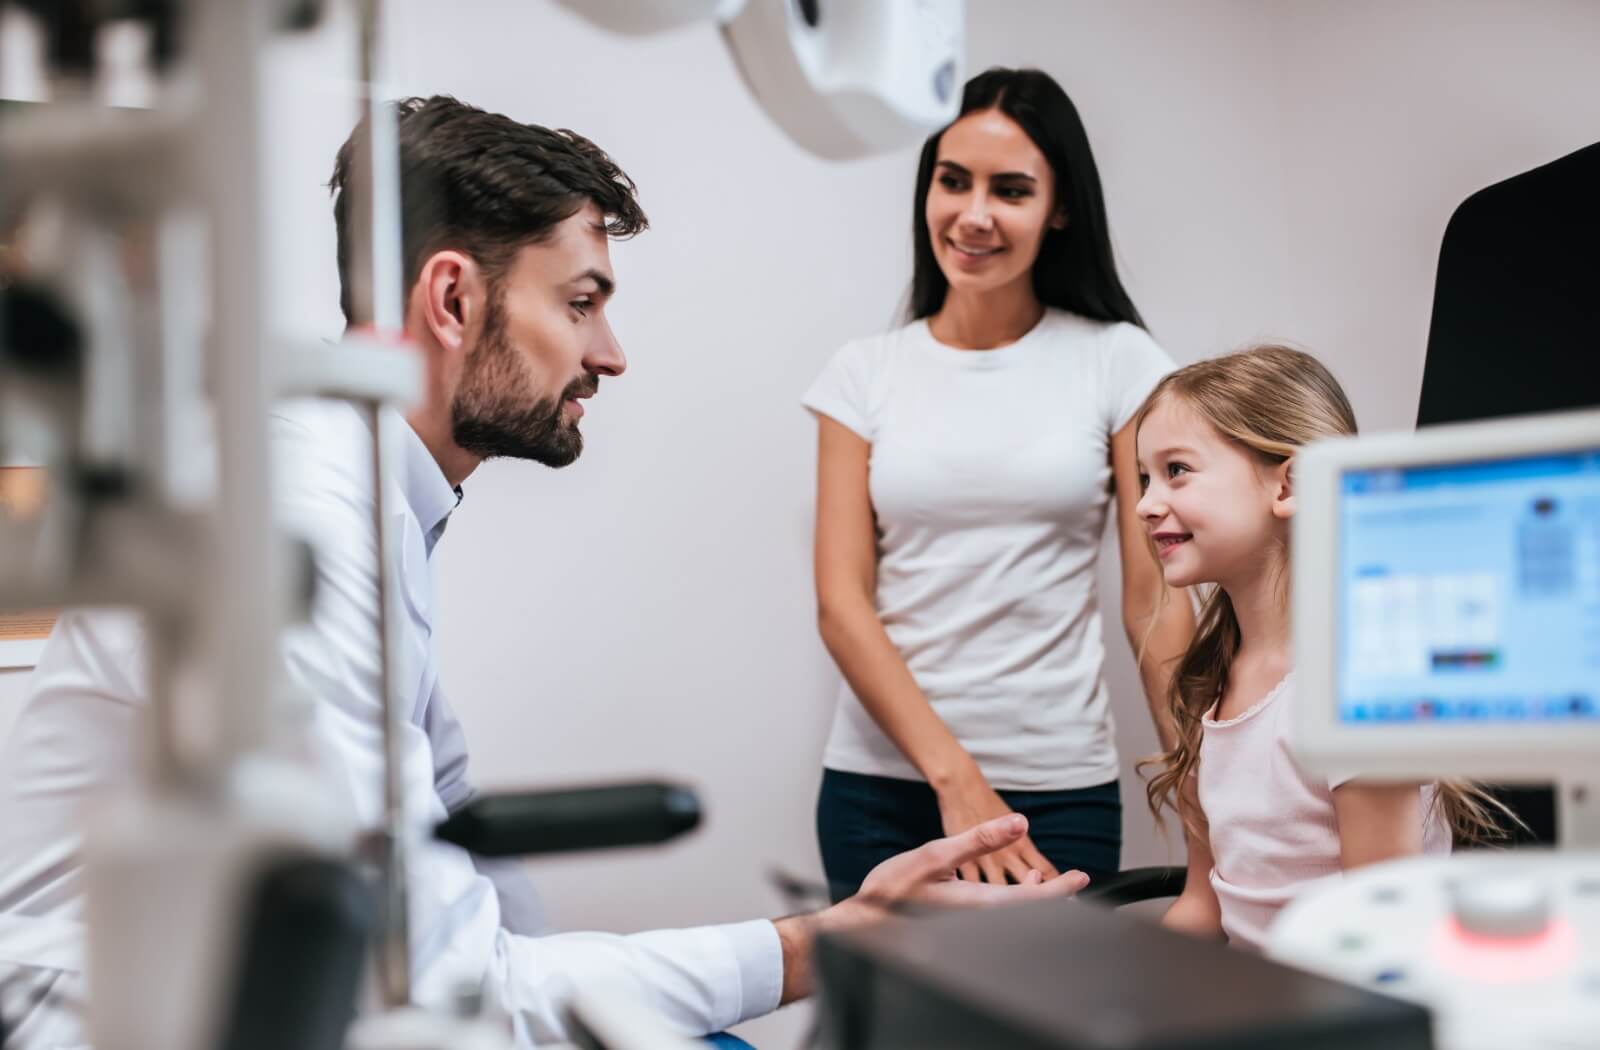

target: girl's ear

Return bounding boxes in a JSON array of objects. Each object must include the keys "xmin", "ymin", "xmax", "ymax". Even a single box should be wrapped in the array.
[{"xmin": 1270, "ymin": 457, "xmax": 1296, "ymax": 520}]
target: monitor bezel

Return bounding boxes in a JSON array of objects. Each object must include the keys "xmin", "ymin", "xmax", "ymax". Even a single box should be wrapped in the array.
[{"xmin": 1292, "ymin": 408, "xmax": 1600, "ymax": 781}]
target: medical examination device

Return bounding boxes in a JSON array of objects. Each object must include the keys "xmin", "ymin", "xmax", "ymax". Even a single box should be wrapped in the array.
[
  {"xmin": 1268, "ymin": 136, "xmax": 1600, "ymax": 1050},
  {"xmin": 1414, "ymin": 140, "xmax": 1600, "ymax": 847},
  {"xmin": 554, "ymin": 0, "xmax": 964, "ymax": 162},
  {"xmin": 0, "ymin": 2, "xmax": 422, "ymax": 1048},
  {"xmin": 1272, "ymin": 409, "xmax": 1600, "ymax": 1050},
  {"xmin": 0, "ymin": 2, "xmax": 964, "ymax": 1048}
]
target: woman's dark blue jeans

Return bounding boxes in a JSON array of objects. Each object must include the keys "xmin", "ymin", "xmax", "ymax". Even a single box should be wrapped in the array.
[{"xmin": 816, "ymin": 768, "xmax": 1121, "ymax": 903}]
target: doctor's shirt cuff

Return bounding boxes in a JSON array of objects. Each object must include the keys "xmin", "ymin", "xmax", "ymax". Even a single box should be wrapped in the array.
[{"xmin": 719, "ymin": 918, "xmax": 783, "ymax": 1025}]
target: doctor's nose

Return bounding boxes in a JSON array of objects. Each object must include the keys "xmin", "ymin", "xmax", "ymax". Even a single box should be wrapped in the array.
[{"xmin": 586, "ymin": 314, "xmax": 626, "ymax": 378}]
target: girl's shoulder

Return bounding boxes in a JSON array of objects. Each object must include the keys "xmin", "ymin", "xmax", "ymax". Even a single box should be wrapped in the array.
[{"xmin": 1205, "ymin": 672, "xmax": 1294, "ymax": 728}]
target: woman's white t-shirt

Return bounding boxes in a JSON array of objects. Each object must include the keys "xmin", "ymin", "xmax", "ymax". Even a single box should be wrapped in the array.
[{"xmin": 802, "ymin": 309, "xmax": 1174, "ymax": 791}]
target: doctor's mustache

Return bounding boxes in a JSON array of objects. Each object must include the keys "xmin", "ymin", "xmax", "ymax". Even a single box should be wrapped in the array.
[{"xmin": 563, "ymin": 373, "xmax": 600, "ymax": 403}]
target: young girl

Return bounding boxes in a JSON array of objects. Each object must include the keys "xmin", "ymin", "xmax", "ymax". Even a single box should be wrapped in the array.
[{"xmin": 1134, "ymin": 345, "xmax": 1504, "ymax": 950}]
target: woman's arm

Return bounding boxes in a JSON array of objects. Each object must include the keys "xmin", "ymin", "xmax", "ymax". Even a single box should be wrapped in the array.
[
  {"xmin": 813, "ymin": 416, "xmax": 1056, "ymax": 883},
  {"xmin": 1110, "ymin": 421, "xmax": 1195, "ymax": 752},
  {"xmin": 1332, "ymin": 782, "xmax": 1429, "ymax": 870},
  {"xmin": 1161, "ymin": 787, "xmax": 1224, "ymax": 939}
]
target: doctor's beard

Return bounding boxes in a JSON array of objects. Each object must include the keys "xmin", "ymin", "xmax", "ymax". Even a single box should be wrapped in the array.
[{"xmin": 451, "ymin": 320, "xmax": 598, "ymax": 469}]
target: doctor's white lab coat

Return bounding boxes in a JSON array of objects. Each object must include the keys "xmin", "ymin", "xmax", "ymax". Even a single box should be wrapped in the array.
[{"xmin": 0, "ymin": 401, "xmax": 780, "ymax": 1048}]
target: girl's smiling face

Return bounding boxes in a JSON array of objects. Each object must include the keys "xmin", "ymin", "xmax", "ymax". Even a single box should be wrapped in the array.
[{"xmin": 1135, "ymin": 395, "xmax": 1294, "ymax": 590}]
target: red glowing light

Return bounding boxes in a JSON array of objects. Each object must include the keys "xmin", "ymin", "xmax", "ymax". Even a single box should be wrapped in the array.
[{"xmin": 1431, "ymin": 916, "xmax": 1578, "ymax": 984}]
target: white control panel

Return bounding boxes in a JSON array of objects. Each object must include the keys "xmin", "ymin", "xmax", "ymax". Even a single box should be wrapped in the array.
[{"xmin": 1270, "ymin": 852, "xmax": 1600, "ymax": 1050}]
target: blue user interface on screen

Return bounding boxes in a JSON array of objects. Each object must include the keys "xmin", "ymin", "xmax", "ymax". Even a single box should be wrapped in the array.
[{"xmin": 1337, "ymin": 450, "xmax": 1600, "ymax": 725}]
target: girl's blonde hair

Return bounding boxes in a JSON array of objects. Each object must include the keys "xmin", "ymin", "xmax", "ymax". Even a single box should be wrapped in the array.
[{"xmin": 1136, "ymin": 345, "xmax": 1513, "ymax": 845}]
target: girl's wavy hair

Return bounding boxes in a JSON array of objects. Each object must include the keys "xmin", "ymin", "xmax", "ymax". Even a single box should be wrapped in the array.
[{"xmin": 1136, "ymin": 345, "xmax": 1515, "ymax": 845}]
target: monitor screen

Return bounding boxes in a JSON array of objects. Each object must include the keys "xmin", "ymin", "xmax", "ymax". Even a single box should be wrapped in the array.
[{"xmin": 1336, "ymin": 450, "xmax": 1600, "ymax": 726}]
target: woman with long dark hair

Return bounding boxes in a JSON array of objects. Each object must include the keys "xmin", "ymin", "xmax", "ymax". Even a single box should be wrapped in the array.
[{"xmin": 804, "ymin": 68, "xmax": 1195, "ymax": 897}]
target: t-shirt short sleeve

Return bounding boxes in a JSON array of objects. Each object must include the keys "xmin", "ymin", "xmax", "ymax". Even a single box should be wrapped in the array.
[
  {"xmin": 1101, "ymin": 322, "xmax": 1177, "ymax": 433},
  {"xmin": 802, "ymin": 338, "xmax": 878, "ymax": 441}
]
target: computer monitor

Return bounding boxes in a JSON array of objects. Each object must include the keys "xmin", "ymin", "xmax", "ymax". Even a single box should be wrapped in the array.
[{"xmin": 1292, "ymin": 408, "xmax": 1600, "ymax": 782}]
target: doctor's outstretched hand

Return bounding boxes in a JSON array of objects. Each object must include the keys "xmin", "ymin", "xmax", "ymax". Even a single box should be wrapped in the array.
[{"xmin": 773, "ymin": 814, "xmax": 1090, "ymax": 1003}]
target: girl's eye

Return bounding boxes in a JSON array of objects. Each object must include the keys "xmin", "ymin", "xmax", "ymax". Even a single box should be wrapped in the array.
[
  {"xmin": 1137, "ymin": 472, "xmax": 1150, "ymax": 493},
  {"xmin": 995, "ymin": 185, "xmax": 1032, "ymax": 200},
  {"xmin": 571, "ymin": 299, "xmax": 592, "ymax": 318},
  {"xmin": 937, "ymin": 174, "xmax": 967, "ymax": 191},
  {"xmin": 1167, "ymin": 463, "xmax": 1191, "ymax": 479}
]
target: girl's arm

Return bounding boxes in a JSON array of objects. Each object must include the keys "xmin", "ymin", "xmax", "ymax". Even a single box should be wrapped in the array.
[
  {"xmin": 1161, "ymin": 785, "xmax": 1224, "ymax": 939},
  {"xmin": 1111, "ymin": 420, "xmax": 1195, "ymax": 752},
  {"xmin": 1332, "ymin": 782, "xmax": 1429, "ymax": 869},
  {"xmin": 813, "ymin": 416, "xmax": 1056, "ymax": 884}
]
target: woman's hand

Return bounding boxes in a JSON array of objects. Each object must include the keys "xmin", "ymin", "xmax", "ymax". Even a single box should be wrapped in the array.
[
  {"xmin": 934, "ymin": 766, "xmax": 1060, "ymax": 884},
  {"xmin": 777, "ymin": 815, "xmax": 1088, "ymax": 1004}
]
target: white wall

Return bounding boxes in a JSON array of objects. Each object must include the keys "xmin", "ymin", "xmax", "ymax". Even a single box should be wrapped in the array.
[
  {"xmin": 1271, "ymin": 0, "xmax": 1600, "ymax": 432},
  {"xmin": 3, "ymin": 3, "xmax": 1596, "ymax": 1046}
]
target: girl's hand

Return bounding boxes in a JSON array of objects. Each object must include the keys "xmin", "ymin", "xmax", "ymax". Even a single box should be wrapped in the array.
[{"xmin": 934, "ymin": 767, "xmax": 1060, "ymax": 884}]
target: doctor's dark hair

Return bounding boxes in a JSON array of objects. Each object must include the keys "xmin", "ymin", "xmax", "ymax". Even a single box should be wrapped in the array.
[
  {"xmin": 329, "ymin": 95, "xmax": 648, "ymax": 324},
  {"xmin": 907, "ymin": 67, "xmax": 1143, "ymax": 328}
]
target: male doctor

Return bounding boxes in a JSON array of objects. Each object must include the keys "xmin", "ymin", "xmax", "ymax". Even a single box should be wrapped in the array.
[{"xmin": 0, "ymin": 96, "xmax": 1087, "ymax": 1047}]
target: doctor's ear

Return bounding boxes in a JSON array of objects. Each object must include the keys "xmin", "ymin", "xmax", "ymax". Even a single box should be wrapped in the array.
[
  {"xmin": 415, "ymin": 249, "xmax": 487, "ymax": 356},
  {"xmin": 1270, "ymin": 457, "xmax": 1297, "ymax": 520}
]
